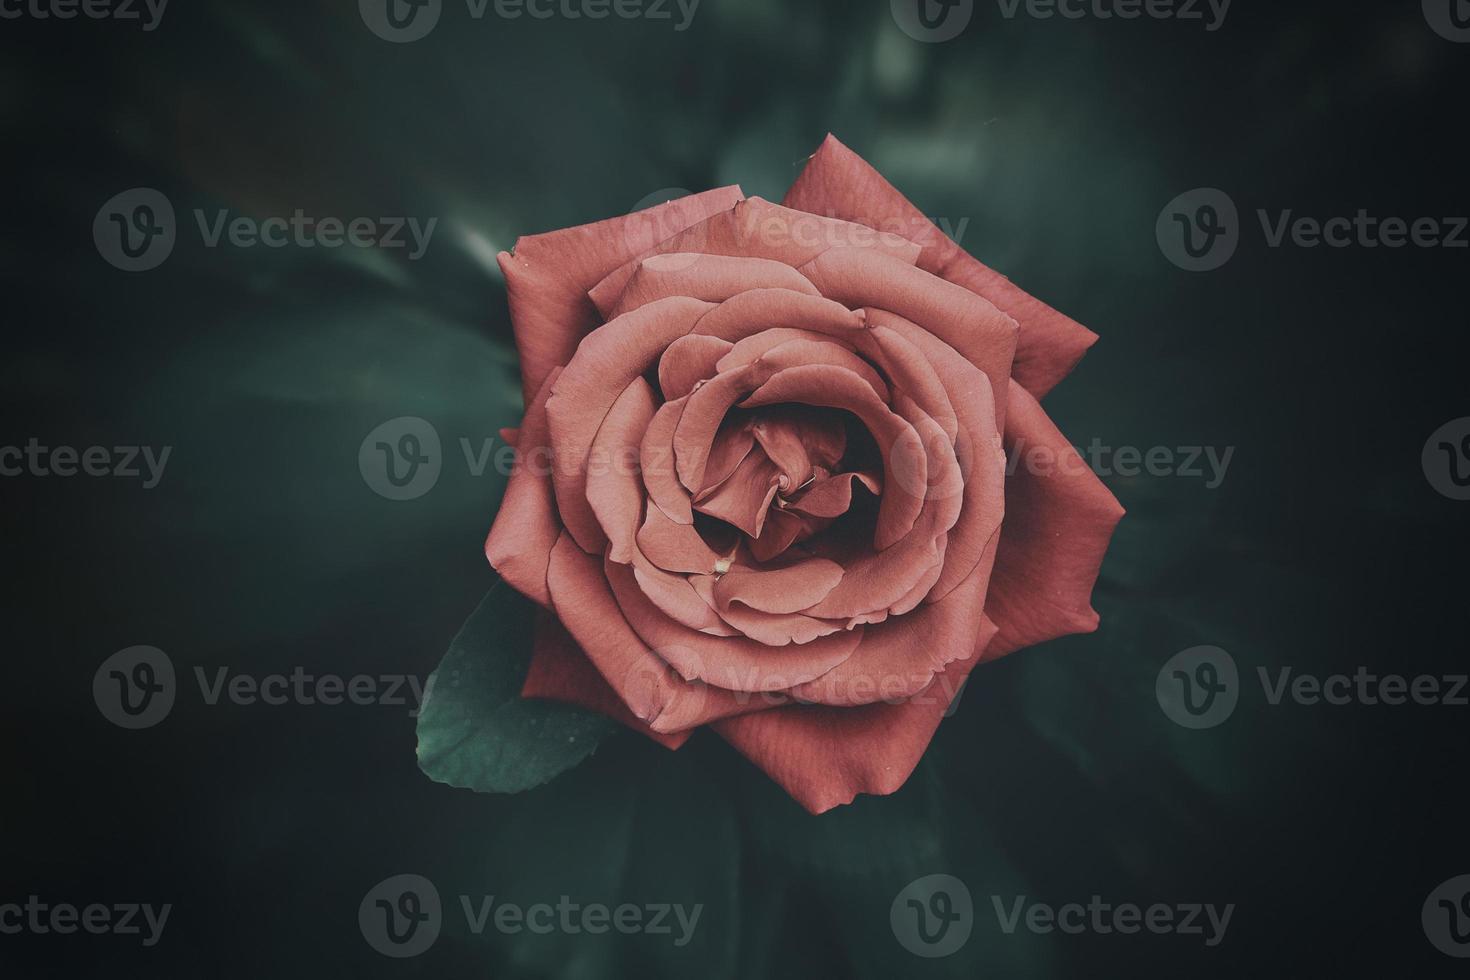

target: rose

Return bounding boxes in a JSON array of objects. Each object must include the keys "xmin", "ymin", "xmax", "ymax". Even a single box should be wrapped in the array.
[{"xmin": 485, "ymin": 135, "xmax": 1123, "ymax": 814}]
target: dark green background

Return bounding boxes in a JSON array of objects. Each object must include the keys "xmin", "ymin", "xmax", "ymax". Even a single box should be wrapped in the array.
[{"xmin": 4, "ymin": 0, "xmax": 1468, "ymax": 976}]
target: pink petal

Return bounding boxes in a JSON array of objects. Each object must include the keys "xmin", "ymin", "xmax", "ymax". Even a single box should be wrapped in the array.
[
  {"xmin": 589, "ymin": 196, "xmax": 921, "ymax": 317},
  {"xmin": 545, "ymin": 533, "xmax": 765, "ymax": 734},
  {"xmin": 798, "ymin": 246, "xmax": 1017, "ymax": 425},
  {"xmin": 546, "ymin": 296, "xmax": 713, "ymax": 552},
  {"xmin": 712, "ymin": 558, "xmax": 845, "ymax": 616},
  {"xmin": 585, "ymin": 379, "xmax": 657, "ymax": 565},
  {"xmin": 484, "ymin": 368, "xmax": 563, "ymax": 607},
  {"xmin": 981, "ymin": 381, "xmax": 1125, "ymax": 659},
  {"xmin": 605, "ymin": 252, "xmax": 821, "ymax": 321},
  {"xmin": 783, "ymin": 135, "xmax": 1096, "ymax": 397},
  {"xmin": 501, "ymin": 186, "xmax": 741, "ymax": 403},
  {"xmin": 657, "ymin": 334, "xmax": 734, "ymax": 401},
  {"xmin": 605, "ymin": 558, "xmax": 860, "ymax": 692},
  {"xmin": 522, "ymin": 611, "xmax": 690, "ymax": 750},
  {"xmin": 713, "ymin": 613, "xmax": 998, "ymax": 814}
]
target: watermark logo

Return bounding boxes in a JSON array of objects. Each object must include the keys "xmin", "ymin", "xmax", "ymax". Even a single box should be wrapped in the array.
[
  {"xmin": 1424, "ymin": 875, "xmax": 1470, "ymax": 957},
  {"xmin": 94, "ymin": 188, "xmax": 176, "ymax": 272},
  {"xmin": 95, "ymin": 189, "xmax": 438, "ymax": 269},
  {"xmin": 93, "ymin": 646, "xmax": 176, "ymax": 730},
  {"xmin": 891, "ymin": 874, "xmax": 973, "ymax": 957},
  {"xmin": 892, "ymin": 0, "xmax": 974, "ymax": 42},
  {"xmin": 1156, "ymin": 645, "xmax": 1238, "ymax": 729},
  {"xmin": 360, "ymin": 0, "xmax": 442, "ymax": 41},
  {"xmin": 1423, "ymin": 418, "xmax": 1470, "ymax": 501},
  {"xmin": 1423, "ymin": 0, "xmax": 1470, "ymax": 42},
  {"xmin": 360, "ymin": 874, "xmax": 442, "ymax": 958},
  {"xmin": 992, "ymin": 896, "xmax": 1233, "ymax": 946},
  {"xmin": 360, "ymin": 417, "xmax": 442, "ymax": 500},
  {"xmin": 1156, "ymin": 188, "xmax": 1238, "ymax": 272}
]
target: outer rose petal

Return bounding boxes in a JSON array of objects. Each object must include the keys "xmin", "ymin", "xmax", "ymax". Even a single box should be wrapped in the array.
[
  {"xmin": 522, "ymin": 611, "xmax": 691, "ymax": 750},
  {"xmin": 547, "ymin": 533, "xmax": 772, "ymax": 733},
  {"xmin": 713, "ymin": 614, "xmax": 999, "ymax": 814},
  {"xmin": 782, "ymin": 134, "xmax": 1096, "ymax": 398},
  {"xmin": 981, "ymin": 380, "xmax": 1125, "ymax": 659},
  {"xmin": 499, "ymin": 185, "xmax": 743, "ymax": 404},
  {"xmin": 484, "ymin": 368, "xmax": 563, "ymax": 608}
]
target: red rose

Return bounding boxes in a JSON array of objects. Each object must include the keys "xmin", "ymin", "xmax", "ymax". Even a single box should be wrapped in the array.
[{"xmin": 485, "ymin": 135, "xmax": 1123, "ymax": 813}]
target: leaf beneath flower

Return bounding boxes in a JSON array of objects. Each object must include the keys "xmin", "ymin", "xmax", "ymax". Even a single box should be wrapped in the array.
[{"xmin": 416, "ymin": 580, "xmax": 617, "ymax": 793}]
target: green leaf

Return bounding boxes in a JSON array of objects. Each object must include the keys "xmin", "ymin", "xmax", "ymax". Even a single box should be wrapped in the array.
[{"xmin": 416, "ymin": 579, "xmax": 618, "ymax": 793}]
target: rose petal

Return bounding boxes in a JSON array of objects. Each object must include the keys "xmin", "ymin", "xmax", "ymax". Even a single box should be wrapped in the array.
[
  {"xmin": 689, "ymin": 575, "xmax": 846, "ymax": 646},
  {"xmin": 585, "ymin": 379, "xmax": 657, "ymax": 564},
  {"xmin": 605, "ymin": 252, "xmax": 821, "ymax": 321},
  {"xmin": 787, "ymin": 570, "xmax": 993, "ymax": 707},
  {"xmin": 713, "ymin": 558, "xmax": 845, "ymax": 616},
  {"xmin": 589, "ymin": 196, "xmax": 921, "ymax": 317},
  {"xmin": 522, "ymin": 611, "xmax": 690, "ymax": 750},
  {"xmin": 981, "ymin": 380, "xmax": 1126, "ymax": 658},
  {"xmin": 640, "ymin": 397, "xmax": 695, "ymax": 524},
  {"xmin": 547, "ymin": 296, "xmax": 714, "ymax": 551},
  {"xmin": 636, "ymin": 505, "xmax": 725, "ymax": 575},
  {"xmin": 484, "ymin": 368, "xmax": 563, "ymax": 607},
  {"xmin": 545, "ymin": 533, "xmax": 765, "ymax": 733},
  {"xmin": 783, "ymin": 135, "xmax": 1096, "ymax": 397},
  {"xmin": 712, "ymin": 613, "xmax": 998, "ymax": 814},
  {"xmin": 658, "ymin": 334, "xmax": 734, "ymax": 401},
  {"xmin": 501, "ymin": 185, "xmax": 741, "ymax": 402},
  {"xmin": 798, "ymin": 246, "xmax": 1018, "ymax": 425},
  {"xmin": 605, "ymin": 558, "xmax": 860, "ymax": 692}
]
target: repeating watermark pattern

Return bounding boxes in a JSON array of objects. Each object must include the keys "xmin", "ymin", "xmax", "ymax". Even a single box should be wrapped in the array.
[
  {"xmin": 1159, "ymin": 188, "xmax": 1469, "ymax": 271},
  {"xmin": 893, "ymin": 0, "xmax": 1227, "ymax": 42},
  {"xmin": 0, "ymin": 0, "xmax": 167, "ymax": 30},
  {"xmin": 992, "ymin": 896, "xmax": 1234, "ymax": 947},
  {"xmin": 1423, "ymin": 0, "xmax": 1470, "ymax": 42},
  {"xmin": 1156, "ymin": 188, "xmax": 1239, "ymax": 272},
  {"xmin": 620, "ymin": 187, "xmax": 971, "ymax": 275},
  {"xmin": 93, "ymin": 646, "xmax": 177, "ymax": 730},
  {"xmin": 891, "ymin": 875, "xmax": 974, "ymax": 957},
  {"xmin": 1156, "ymin": 646, "xmax": 1239, "ymax": 729},
  {"xmin": 95, "ymin": 189, "xmax": 438, "ymax": 271},
  {"xmin": 0, "ymin": 439, "xmax": 171, "ymax": 488},
  {"xmin": 0, "ymin": 898, "xmax": 171, "ymax": 947},
  {"xmin": 892, "ymin": 0, "xmax": 974, "ymax": 42},
  {"xmin": 1158, "ymin": 647, "xmax": 1468, "ymax": 729},
  {"xmin": 1423, "ymin": 417, "xmax": 1470, "ymax": 501},
  {"xmin": 360, "ymin": 417, "xmax": 445, "ymax": 500},
  {"xmin": 359, "ymin": 875, "xmax": 703, "ymax": 957},
  {"xmin": 93, "ymin": 648, "xmax": 432, "ymax": 729},
  {"xmin": 360, "ymin": 875, "xmax": 442, "ymax": 958},
  {"xmin": 360, "ymin": 0, "xmax": 700, "ymax": 42},
  {"xmin": 93, "ymin": 188, "xmax": 176, "ymax": 272},
  {"xmin": 1009, "ymin": 438, "xmax": 1234, "ymax": 488},
  {"xmin": 359, "ymin": 415, "xmax": 1229, "ymax": 504},
  {"xmin": 1423, "ymin": 875, "xmax": 1470, "ymax": 958},
  {"xmin": 994, "ymin": 0, "xmax": 1229, "ymax": 30}
]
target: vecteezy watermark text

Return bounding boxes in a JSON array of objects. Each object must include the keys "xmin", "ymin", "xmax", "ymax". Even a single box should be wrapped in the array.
[
  {"xmin": 1158, "ymin": 187, "xmax": 1468, "ymax": 271},
  {"xmin": 93, "ymin": 646, "xmax": 432, "ymax": 729},
  {"xmin": 1157, "ymin": 646, "xmax": 1469, "ymax": 729},
  {"xmin": 0, "ymin": 0, "xmax": 167, "ymax": 30},
  {"xmin": 359, "ymin": 0, "xmax": 700, "ymax": 43},
  {"xmin": 0, "ymin": 898, "xmax": 171, "ymax": 947},
  {"xmin": 992, "ymin": 895, "xmax": 1234, "ymax": 947},
  {"xmin": 1, "ymin": 439, "xmax": 171, "ymax": 488},
  {"xmin": 358, "ymin": 875, "xmax": 702, "ymax": 958},
  {"xmin": 94, "ymin": 188, "xmax": 437, "ymax": 271}
]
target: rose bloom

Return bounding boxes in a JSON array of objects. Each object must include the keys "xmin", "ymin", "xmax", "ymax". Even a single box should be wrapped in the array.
[{"xmin": 485, "ymin": 136, "xmax": 1123, "ymax": 813}]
